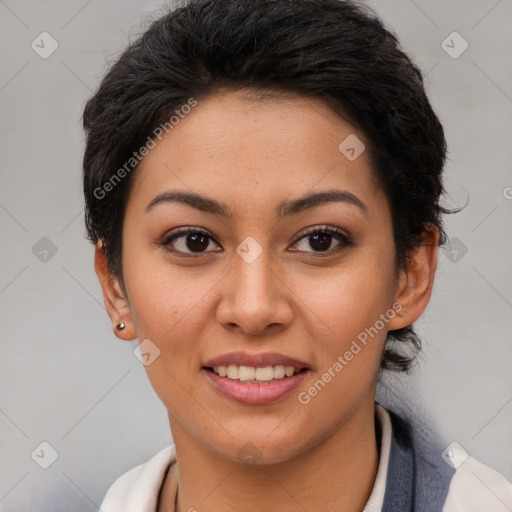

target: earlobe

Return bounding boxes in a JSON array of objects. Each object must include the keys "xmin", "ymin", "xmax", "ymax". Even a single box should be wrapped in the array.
[
  {"xmin": 94, "ymin": 241, "xmax": 136, "ymax": 340},
  {"xmin": 388, "ymin": 226, "xmax": 439, "ymax": 331}
]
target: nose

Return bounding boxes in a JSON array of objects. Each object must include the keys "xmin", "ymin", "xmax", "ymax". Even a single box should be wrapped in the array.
[{"xmin": 216, "ymin": 248, "xmax": 294, "ymax": 336}]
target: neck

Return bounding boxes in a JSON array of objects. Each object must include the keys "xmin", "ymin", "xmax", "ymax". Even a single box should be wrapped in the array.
[{"xmin": 163, "ymin": 400, "xmax": 379, "ymax": 512}]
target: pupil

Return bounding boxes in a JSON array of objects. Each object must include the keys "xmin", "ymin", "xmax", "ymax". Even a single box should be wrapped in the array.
[
  {"xmin": 310, "ymin": 233, "xmax": 331, "ymax": 251},
  {"xmin": 187, "ymin": 233, "xmax": 208, "ymax": 252}
]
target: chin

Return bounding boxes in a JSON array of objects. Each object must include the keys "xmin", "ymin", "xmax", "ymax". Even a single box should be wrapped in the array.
[{"xmin": 210, "ymin": 433, "xmax": 306, "ymax": 466}]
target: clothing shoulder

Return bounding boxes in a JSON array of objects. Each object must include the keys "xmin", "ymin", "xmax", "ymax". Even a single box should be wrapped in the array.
[
  {"xmin": 100, "ymin": 445, "xmax": 176, "ymax": 512},
  {"xmin": 443, "ymin": 453, "xmax": 512, "ymax": 512},
  {"xmin": 379, "ymin": 402, "xmax": 512, "ymax": 512}
]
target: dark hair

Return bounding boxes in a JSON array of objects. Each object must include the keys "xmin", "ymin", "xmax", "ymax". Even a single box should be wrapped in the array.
[{"xmin": 83, "ymin": 0, "xmax": 455, "ymax": 372}]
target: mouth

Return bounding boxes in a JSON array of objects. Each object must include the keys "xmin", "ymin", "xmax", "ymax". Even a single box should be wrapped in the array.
[
  {"xmin": 202, "ymin": 361, "xmax": 310, "ymax": 404},
  {"xmin": 202, "ymin": 364, "xmax": 308, "ymax": 384},
  {"xmin": 201, "ymin": 351, "xmax": 311, "ymax": 404}
]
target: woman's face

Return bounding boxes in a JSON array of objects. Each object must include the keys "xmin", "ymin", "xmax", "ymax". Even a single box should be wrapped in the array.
[{"xmin": 115, "ymin": 89, "xmax": 405, "ymax": 463}]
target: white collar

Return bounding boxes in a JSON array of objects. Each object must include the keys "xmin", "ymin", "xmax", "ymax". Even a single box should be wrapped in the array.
[{"xmin": 362, "ymin": 403, "xmax": 392, "ymax": 511}]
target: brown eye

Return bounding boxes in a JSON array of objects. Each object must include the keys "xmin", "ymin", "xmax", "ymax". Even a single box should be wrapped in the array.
[
  {"xmin": 291, "ymin": 226, "xmax": 353, "ymax": 254},
  {"xmin": 160, "ymin": 228, "xmax": 221, "ymax": 257},
  {"xmin": 181, "ymin": 232, "xmax": 210, "ymax": 252}
]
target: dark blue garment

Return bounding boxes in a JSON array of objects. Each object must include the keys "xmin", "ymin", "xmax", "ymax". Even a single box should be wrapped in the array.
[{"xmin": 382, "ymin": 407, "xmax": 455, "ymax": 512}]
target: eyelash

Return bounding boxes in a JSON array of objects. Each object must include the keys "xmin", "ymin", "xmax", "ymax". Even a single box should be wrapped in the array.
[{"xmin": 158, "ymin": 225, "xmax": 354, "ymax": 258}]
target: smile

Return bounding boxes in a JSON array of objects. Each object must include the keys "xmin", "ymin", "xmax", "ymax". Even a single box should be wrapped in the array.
[
  {"xmin": 203, "ymin": 366, "xmax": 310, "ymax": 404},
  {"xmin": 210, "ymin": 364, "xmax": 300, "ymax": 382}
]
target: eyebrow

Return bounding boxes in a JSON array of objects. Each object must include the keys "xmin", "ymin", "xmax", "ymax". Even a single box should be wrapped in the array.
[{"xmin": 144, "ymin": 188, "xmax": 368, "ymax": 218}]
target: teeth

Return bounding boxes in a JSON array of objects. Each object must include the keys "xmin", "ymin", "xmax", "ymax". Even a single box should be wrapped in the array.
[
  {"xmin": 226, "ymin": 365, "xmax": 238, "ymax": 379},
  {"xmin": 239, "ymin": 366, "xmax": 256, "ymax": 381},
  {"xmin": 212, "ymin": 365, "xmax": 300, "ymax": 382},
  {"xmin": 284, "ymin": 366, "xmax": 294, "ymax": 377}
]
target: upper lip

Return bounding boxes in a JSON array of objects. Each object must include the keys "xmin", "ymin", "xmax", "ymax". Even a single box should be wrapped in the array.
[{"xmin": 203, "ymin": 351, "xmax": 310, "ymax": 372}]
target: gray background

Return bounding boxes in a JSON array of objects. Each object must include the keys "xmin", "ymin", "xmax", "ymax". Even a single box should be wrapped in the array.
[{"xmin": 1, "ymin": 0, "xmax": 511, "ymax": 510}]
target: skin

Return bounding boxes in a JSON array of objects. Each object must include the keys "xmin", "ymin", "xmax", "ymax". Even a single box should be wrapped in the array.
[{"xmin": 95, "ymin": 89, "xmax": 439, "ymax": 512}]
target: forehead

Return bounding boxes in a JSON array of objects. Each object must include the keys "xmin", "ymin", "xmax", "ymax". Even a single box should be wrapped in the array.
[{"xmin": 126, "ymin": 89, "xmax": 385, "ymax": 219}]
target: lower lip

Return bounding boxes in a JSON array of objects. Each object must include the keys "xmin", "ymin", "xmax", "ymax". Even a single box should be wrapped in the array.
[{"xmin": 202, "ymin": 368, "xmax": 309, "ymax": 404}]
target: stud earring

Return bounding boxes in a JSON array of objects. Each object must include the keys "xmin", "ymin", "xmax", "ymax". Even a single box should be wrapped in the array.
[{"xmin": 116, "ymin": 322, "xmax": 126, "ymax": 330}]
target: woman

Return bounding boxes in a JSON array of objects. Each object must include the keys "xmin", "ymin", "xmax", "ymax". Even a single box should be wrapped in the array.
[{"xmin": 82, "ymin": 0, "xmax": 512, "ymax": 510}]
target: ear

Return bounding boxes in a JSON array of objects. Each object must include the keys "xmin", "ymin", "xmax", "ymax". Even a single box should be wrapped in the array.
[
  {"xmin": 94, "ymin": 241, "xmax": 136, "ymax": 340},
  {"xmin": 388, "ymin": 225, "xmax": 439, "ymax": 331}
]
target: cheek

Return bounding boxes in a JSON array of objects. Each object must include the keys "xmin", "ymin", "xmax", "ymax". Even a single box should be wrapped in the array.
[
  {"xmin": 291, "ymin": 265, "xmax": 393, "ymax": 420},
  {"xmin": 300, "ymin": 260, "xmax": 395, "ymax": 338},
  {"xmin": 293, "ymin": 254, "xmax": 397, "ymax": 392},
  {"xmin": 127, "ymin": 269, "xmax": 209, "ymax": 348},
  {"xmin": 122, "ymin": 257, "xmax": 210, "ymax": 405},
  {"xmin": 122, "ymin": 236, "xmax": 202, "ymax": 333}
]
